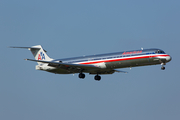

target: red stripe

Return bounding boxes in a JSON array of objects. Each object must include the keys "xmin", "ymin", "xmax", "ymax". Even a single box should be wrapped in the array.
[{"xmin": 80, "ymin": 54, "xmax": 169, "ymax": 65}]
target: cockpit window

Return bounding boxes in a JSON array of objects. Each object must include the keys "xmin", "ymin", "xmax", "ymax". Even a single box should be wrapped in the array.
[{"xmin": 155, "ymin": 50, "xmax": 165, "ymax": 54}]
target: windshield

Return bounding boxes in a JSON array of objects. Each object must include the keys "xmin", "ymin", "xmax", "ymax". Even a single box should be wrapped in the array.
[{"xmin": 155, "ymin": 50, "xmax": 165, "ymax": 54}]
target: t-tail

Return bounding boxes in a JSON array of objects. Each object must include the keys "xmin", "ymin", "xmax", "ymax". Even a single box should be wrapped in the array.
[{"xmin": 10, "ymin": 45, "xmax": 53, "ymax": 64}]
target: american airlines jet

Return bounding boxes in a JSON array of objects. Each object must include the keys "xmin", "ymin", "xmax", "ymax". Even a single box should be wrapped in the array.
[{"xmin": 11, "ymin": 45, "xmax": 172, "ymax": 81}]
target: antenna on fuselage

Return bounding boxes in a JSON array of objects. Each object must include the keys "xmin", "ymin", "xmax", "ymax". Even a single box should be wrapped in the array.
[{"xmin": 141, "ymin": 47, "xmax": 143, "ymax": 50}]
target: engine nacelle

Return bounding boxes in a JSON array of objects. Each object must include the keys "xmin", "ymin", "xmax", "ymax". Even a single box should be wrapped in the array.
[
  {"xmin": 36, "ymin": 65, "xmax": 55, "ymax": 71},
  {"xmin": 93, "ymin": 62, "xmax": 106, "ymax": 68}
]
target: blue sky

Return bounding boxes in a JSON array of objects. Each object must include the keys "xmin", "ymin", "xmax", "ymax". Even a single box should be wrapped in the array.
[{"xmin": 0, "ymin": 0, "xmax": 180, "ymax": 120}]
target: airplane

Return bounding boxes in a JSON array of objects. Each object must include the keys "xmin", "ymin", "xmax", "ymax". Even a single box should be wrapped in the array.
[{"xmin": 10, "ymin": 45, "xmax": 172, "ymax": 81}]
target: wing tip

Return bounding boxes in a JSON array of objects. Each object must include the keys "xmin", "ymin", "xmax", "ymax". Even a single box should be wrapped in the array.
[{"xmin": 114, "ymin": 70, "xmax": 128, "ymax": 73}]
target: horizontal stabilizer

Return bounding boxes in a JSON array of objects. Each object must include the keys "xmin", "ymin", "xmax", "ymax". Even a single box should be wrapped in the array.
[{"xmin": 9, "ymin": 46, "xmax": 47, "ymax": 52}]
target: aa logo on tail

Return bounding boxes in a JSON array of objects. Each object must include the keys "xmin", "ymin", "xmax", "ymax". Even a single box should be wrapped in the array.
[{"xmin": 38, "ymin": 52, "xmax": 45, "ymax": 60}]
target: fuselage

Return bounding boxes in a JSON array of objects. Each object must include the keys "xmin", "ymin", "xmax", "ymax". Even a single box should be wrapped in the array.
[
  {"xmin": 11, "ymin": 45, "xmax": 172, "ymax": 80},
  {"xmin": 51, "ymin": 48, "xmax": 171, "ymax": 74}
]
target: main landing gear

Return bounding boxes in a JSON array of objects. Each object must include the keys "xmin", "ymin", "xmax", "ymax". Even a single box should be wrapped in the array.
[
  {"xmin": 94, "ymin": 74, "xmax": 101, "ymax": 81},
  {"xmin": 161, "ymin": 63, "xmax": 165, "ymax": 70},
  {"xmin": 79, "ymin": 73, "xmax": 85, "ymax": 79},
  {"xmin": 78, "ymin": 73, "xmax": 101, "ymax": 81}
]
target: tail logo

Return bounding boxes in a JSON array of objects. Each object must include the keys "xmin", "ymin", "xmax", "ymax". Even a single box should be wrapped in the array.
[{"xmin": 38, "ymin": 52, "xmax": 45, "ymax": 60}]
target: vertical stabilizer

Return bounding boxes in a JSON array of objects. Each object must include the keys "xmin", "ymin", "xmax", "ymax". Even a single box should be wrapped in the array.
[{"xmin": 29, "ymin": 45, "xmax": 52, "ymax": 61}]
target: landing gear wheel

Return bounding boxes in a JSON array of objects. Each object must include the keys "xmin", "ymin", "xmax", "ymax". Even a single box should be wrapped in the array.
[
  {"xmin": 161, "ymin": 66, "xmax": 165, "ymax": 70},
  {"xmin": 79, "ymin": 73, "xmax": 85, "ymax": 79},
  {"xmin": 94, "ymin": 75, "xmax": 101, "ymax": 81},
  {"xmin": 161, "ymin": 63, "xmax": 166, "ymax": 70}
]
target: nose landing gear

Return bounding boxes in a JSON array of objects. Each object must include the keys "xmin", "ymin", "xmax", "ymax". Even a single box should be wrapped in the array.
[
  {"xmin": 161, "ymin": 63, "xmax": 165, "ymax": 70},
  {"xmin": 161, "ymin": 66, "xmax": 165, "ymax": 70}
]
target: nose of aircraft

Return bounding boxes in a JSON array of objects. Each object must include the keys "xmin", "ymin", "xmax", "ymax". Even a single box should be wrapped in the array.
[{"xmin": 166, "ymin": 55, "xmax": 172, "ymax": 62}]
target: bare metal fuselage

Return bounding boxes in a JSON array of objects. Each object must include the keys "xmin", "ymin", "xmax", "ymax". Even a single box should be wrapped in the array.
[
  {"xmin": 11, "ymin": 45, "xmax": 171, "ymax": 80},
  {"xmin": 44, "ymin": 48, "xmax": 171, "ymax": 74}
]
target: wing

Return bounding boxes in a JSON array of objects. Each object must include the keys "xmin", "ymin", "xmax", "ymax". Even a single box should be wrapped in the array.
[
  {"xmin": 25, "ymin": 59, "xmax": 127, "ymax": 74},
  {"xmin": 25, "ymin": 59, "xmax": 98, "ymax": 69},
  {"xmin": 25, "ymin": 59, "xmax": 101, "ymax": 74}
]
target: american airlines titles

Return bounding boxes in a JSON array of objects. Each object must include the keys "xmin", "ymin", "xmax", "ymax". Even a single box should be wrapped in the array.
[{"xmin": 122, "ymin": 50, "xmax": 142, "ymax": 55}]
